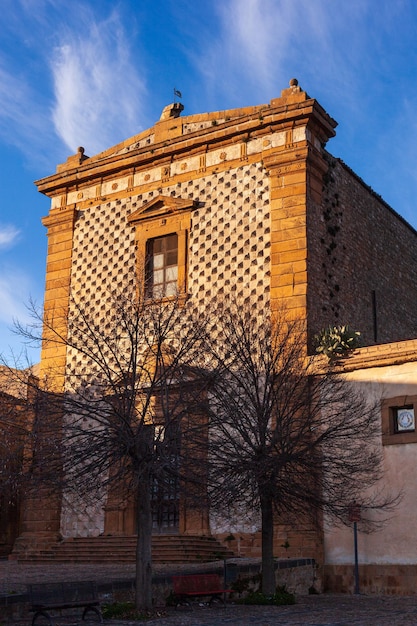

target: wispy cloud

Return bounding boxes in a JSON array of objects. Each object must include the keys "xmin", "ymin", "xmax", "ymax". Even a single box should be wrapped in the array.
[
  {"xmin": 1, "ymin": 2, "xmax": 148, "ymax": 164},
  {"xmin": 214, "ymin": 0, "xmax": 292, "ymax": 94},
  {"xmin": 185, "ymin": 0, "xmax": 417, "ymax": 227},
  {"xmin": 0, "ymin": 265, "xmax": 39, "ymax": 360},
  {"xmin": 51, "ymin": 9, "xmax": 147, "ymax": 155},
  {"xmin": 0, "ymin": 224, "xmax": 28, "ymax": 330},
  {"xmin": 0, "ymin": 1, "xmax": 67, "ymax": 167},
  {"xmin": 188, "ymin": 0, "xmax": 375, "ymax": 111},
  {"xmin": 184, "ymin": 1, "xmax": 302, "ymax": 107},
  {"xmin": 0, "ymin": 224, "xmax": 20, "ymax": 249},
  {"xmin": 0, "ymin": 269, "xmax": 30, "ymax": 325},
  {"xmin": 0, "ymin": 62, "xmax": 54, "ymax": 164}
]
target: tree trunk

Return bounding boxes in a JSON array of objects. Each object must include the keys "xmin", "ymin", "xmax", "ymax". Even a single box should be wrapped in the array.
[
  {"xmin": 135, "ymin": 471, "xmax": 153, "ymax": 611},
  {"xmin": 260, "ymin": 492, "xmax": 275, "ymax": 595}
]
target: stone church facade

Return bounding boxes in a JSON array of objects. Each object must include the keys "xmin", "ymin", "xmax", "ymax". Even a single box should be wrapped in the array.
[{"xmin": 11, "ymin": 80, "xmax": 417, "ymax": 590}]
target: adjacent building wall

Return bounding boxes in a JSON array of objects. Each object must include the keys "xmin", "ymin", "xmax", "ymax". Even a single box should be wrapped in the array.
[{"xmin": 323, "ymin": 341, "xmax": 417, "ymax": 594}]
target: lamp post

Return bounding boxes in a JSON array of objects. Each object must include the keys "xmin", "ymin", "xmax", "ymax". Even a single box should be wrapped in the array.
[{"xmin": 348, "ymin": 501, "xmax": 361, "ymax": 594}]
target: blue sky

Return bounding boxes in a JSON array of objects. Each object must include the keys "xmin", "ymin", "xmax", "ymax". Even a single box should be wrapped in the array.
[{"xmin": 1, "ymin": 0, "xmax": 417, "ymax": 361}]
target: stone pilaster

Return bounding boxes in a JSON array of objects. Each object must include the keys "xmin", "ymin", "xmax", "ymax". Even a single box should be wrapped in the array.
[
  {"xmin": 12, "ymin": 207, "xmax": 76, "ymax": 558},
  {"xmin": 40, "ymin": 206, "xmax": 77, "ymax": 390},
  {"xmin": 266, "ymin": 146, "xmax": 309, "ymax": 319}
]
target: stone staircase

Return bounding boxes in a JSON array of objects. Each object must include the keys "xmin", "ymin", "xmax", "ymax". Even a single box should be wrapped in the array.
[{"xmin": 16, "ymin": 534, "xmax": 234, "ymax": 563}]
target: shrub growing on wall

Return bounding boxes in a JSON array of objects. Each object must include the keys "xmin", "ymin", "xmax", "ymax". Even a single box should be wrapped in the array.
[{"xmin": 315, "ymin": 325, "xmax": 361, "ymax": 360}]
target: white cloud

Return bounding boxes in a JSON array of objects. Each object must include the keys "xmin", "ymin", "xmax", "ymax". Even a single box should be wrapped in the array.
[
  {"xmin": 0, "ymin": 66, "xmax": 28, "ymax": 124},
  {"xmin": 186, "ymin": 0, "xmax": 318, "ymax": 107},
  {"xmin": 0, "ymin": 270, "xmax": 30, "ymax": 325},
  {"xmin": 0, "ymin": 224, "xmax": 20, "ymax": 249},
  {"xmin": 0, "ymin": 268, "xmax": 39, "ymax": 360},
  {"xmin": 188, "ymin": 0, "xmax": 375, "ymax": 111},
  {"xmin": 0, "ymin": 63, "xmax": 53, "ymax": 162},
  {"xmin": 51, "ymin": 9, "xmax": 147, "ymax": 155},
  {"xmin": 215, "ymin": 0, "xmax": 296, "ymax": 93}
]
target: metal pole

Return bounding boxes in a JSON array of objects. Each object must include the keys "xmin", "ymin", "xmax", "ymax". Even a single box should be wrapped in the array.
[{"xmin": 353, "ymin": 521, "xmax": 360, "ymax": 594}]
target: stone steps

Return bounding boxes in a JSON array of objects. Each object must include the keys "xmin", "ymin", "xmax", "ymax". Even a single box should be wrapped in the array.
[{"xmin": 17, "ymin": 535, "xmax": 234, "ymax": 563}]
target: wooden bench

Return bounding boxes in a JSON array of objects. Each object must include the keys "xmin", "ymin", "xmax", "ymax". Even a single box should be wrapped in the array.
[
  {"xmin": 172, "ymin": 573, "xmax": 232, "ymax": 607},
  {"xmin": 28, "ymin": 581, "xmax": 103, "ymax": 626}
]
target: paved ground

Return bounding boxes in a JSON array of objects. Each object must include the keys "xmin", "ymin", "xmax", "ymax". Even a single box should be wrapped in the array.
[
  {"xmin": 2, "ymin": 561, "xmax": 417, "ymax": 625},
  {"xmin": 142, "ymin": 595, "xmax": 417, "ymax": 625},
  {"xmin": 6, "ymin": 595, "xmax": 417, "ymax": 626}
]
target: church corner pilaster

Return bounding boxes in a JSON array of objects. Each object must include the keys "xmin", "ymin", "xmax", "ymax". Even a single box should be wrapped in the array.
[{"xmin": 40, "ymin": 205, "xmax": 77, "ymax": 389}]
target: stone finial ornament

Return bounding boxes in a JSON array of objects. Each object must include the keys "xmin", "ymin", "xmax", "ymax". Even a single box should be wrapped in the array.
[{"xmin": 159, "ymin": 102, "xmax": 184, "ymax": 121}]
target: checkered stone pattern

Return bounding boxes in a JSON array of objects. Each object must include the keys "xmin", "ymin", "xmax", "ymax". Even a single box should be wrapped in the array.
[
  {"xmin": 67, "ymin": 160, "xmax": 270, "ymax": 377},
  {"xmin": 66, "ymin": 199, "xmax": 138, "ymax": 382},
  {"xmin": 63, "ymin": 199, "xmax": 141, "ymax": 536},
  {"xmin": 61, "ymin": 160, "xmax": 270, "ymax": 536},
  {"xmin": 60, "ymin": 491, "xmax": 106, "ymax": 538},
  {"xmin": 188, "ymin": 161, "xmax": 271, "ymax": 319}
]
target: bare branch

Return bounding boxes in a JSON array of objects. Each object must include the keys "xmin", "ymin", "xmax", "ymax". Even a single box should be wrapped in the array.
[{"xmin": 197, "ymin": 300, "xmax": 399, "ymax": 594}]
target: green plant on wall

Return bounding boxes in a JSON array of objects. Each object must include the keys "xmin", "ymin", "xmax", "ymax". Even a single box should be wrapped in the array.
[
  {"xmin": 280, "ymin": 539, "xmax": 290, "ymax": 552},
  {"xmin": 314, "ymin": 324, "xmax": 361, "ymax": 360}
]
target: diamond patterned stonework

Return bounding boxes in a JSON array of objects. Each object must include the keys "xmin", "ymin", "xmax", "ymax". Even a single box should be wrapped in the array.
[{"xmin": 61, "ymin": 161, "xmax": 270, "ymax": 535}]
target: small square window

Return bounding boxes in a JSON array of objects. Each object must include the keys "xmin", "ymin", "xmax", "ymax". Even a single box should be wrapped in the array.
[
  {"xmin": 382, "ymin": 395, "xmax": 417, "ymax": 445},
  {"xmin": 395, "ymin": 407, "xmax": 415, "ymax": 432}
]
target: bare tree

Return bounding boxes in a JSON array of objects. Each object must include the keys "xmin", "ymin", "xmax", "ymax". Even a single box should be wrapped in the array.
[
  {"xmin": 0, "ymin": 367, "xmax": 32, "ymax": 556},
  {"xmin": 200, "ymin": 301, "xmax": 397, "ymax": 595},
  {"xmin": 5, "ymin": 293, "xmax": 398, "ymax": 602},
  {"xmin": 10, "ymin": 290, "xmax": 207, "ymax": 610}
]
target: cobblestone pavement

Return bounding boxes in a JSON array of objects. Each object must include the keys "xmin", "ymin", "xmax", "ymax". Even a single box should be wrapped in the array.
[
  {"xmin": 2, "ymin": 561, "xmax": 417, "ymax": 625},
  {"xmin": 7, "ymin": 596, "xmax": 417, "ymax": 626},
  {"xmin": 138, "ymin": 595, "xmax": 417, "ymax": 625}
]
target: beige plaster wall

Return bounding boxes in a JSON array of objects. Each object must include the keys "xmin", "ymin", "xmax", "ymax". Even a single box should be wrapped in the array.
[{"xmin": 324, "ymin": 360, "xmax": 417, "ymax": 566}]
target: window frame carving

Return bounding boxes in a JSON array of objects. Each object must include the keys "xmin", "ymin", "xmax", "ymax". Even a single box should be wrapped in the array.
[{"xmin": 128, "ymin": 195, "xmax": 198, "ymax": 300}]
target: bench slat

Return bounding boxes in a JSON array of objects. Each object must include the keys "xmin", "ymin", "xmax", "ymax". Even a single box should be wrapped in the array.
[
  {"xmin": 28, "ymin": 581, "xmax": 102, "ymax": 626},
  {"xmin": 172, "ymin": 573, "xmax": 232, "ymax": 606}
]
